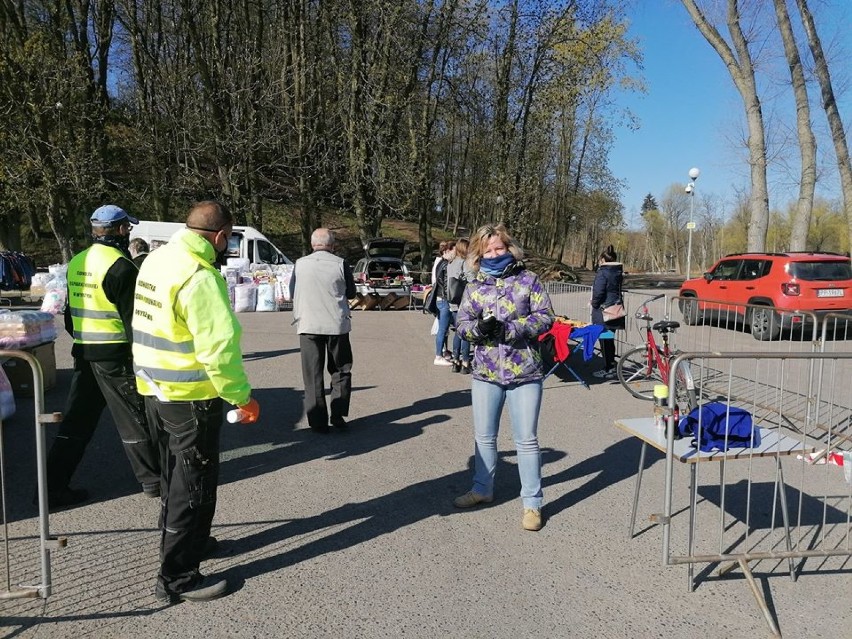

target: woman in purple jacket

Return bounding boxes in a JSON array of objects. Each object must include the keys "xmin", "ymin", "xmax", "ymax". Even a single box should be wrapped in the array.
[{"xmin": 453, "ymin": 223, "xmax": 554, "ymax": 531}]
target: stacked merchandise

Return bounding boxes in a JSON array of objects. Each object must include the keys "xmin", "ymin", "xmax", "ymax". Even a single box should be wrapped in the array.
[
  {"xmin": 221, "ymin": 262, "xmax": 295, "ymax": 313},
  {"xmin": 0, "ymin": 310, "xmax": 59, "ymax": 404},
  {"xmin": 0, "ymin": 310, "xmax": 58, "ymax": 349}
]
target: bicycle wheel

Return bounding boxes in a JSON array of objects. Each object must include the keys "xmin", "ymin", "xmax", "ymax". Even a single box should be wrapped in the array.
[
  {"xmin": 673, "ymin": 359, "xmax": 699, "ymax": 412},
  {"xmin": 616, "ymin": 346, "xmax": 663, "ymax": 401}
]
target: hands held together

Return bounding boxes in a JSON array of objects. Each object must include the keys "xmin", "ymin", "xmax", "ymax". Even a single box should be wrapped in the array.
[{"xmin": 477, "ymin": 313, "xmax": 504, "ymax": 341}]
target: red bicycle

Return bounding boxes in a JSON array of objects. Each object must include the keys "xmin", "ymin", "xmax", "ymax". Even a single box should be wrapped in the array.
[{"xmin": 616, "ymin": 293, "xmax": 699, "ymax": 411}]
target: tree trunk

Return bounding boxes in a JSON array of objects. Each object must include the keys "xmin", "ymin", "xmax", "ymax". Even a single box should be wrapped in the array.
[
  {"xmin": 794, "ymin": 0, "xmax": 852, "ymax": 254},
  {"xmin": 681, "ymin": 0, "xmax": 770, "ymax": 251},
  {"xmin": 774, "ymin": 0, "xmax": 816, "ymax": 250}
]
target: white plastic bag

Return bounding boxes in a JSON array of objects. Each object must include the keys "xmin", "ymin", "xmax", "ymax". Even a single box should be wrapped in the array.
[
  {"xmin": 40, "ymin": 276, "xmax": 67, "ymax": 315},
  {"xmin": 430, "ymin": 317, "xmax": 439, "ymax": 335},
  {"xmin": 234, "ymin": 283, "xmax": 257, "ymax": 313},
  {"xmin": 0, "ymin": 366, "xmax": 16, "ymax": 421},
  {"xmin": 255, "ymin": 283, "xmax": 276, "ymax": 312}
]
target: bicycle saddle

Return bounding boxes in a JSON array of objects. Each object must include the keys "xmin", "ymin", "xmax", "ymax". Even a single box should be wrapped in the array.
[{"xmin": 652, "ymin": 320, "xmax": 680, "ymax": 333}]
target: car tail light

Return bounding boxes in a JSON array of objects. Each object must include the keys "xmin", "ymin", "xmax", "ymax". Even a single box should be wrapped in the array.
[{"xmin": 782, "ymin": 282, "xmax": 800, "ymax": 296}]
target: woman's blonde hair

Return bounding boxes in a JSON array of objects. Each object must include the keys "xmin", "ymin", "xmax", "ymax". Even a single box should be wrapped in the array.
[{"xmin": 466, "ymin": 223, "xmax": 523, "ymax": 271}]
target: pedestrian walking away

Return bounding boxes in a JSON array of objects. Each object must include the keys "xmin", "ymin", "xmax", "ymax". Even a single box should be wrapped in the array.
[
  {"xmin": 290, "ymin": 228, "xmax": 356, "ymax": 433},
  {"xmin": 453, "ymin": 223, "xmax": 554, "ymax": 532},
  {"xmin": 133, "ymin": 200, "xmax": 260, "ymax": 604},
  {"xmin": 42, "ymin": 204, "xmax": 160, "ymax": 509}
]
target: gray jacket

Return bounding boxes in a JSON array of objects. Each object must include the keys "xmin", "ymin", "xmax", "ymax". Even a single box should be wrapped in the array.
[{"xmin": 290, "ymin": 250, "xmax": 356, "ymax": 335}]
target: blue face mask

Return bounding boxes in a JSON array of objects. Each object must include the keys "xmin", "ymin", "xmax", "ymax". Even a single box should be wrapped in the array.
[{"xmin": 480, "ymin": 252, "xmax": 515, "ymax": 276}]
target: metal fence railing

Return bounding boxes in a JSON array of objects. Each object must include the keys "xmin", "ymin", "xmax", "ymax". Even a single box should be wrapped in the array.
[
  {"xmin": 619, "ymin": 350, "xmax": 852, "ymax": 637},
  {"xmin": 0, "ymin": 350, "xmax": 64, "ymax": 601}
]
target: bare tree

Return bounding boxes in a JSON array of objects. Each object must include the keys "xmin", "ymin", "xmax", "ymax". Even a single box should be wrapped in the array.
[
  {"xmin": 773, "ymin": 0, "xmax": 816, "ymax": 250},
  {"xmin": 681, "ymin": 0, "xmax": 770, "ymax": 251},
  {"xmin": 794, "ymin": 0, "xmax": 852, "ymax": 254}
]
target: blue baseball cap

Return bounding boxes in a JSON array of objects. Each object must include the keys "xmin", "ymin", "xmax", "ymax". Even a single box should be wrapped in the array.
[{"xmin": 90, "ymin": 204, "xmax": 139, "ymax": 226}]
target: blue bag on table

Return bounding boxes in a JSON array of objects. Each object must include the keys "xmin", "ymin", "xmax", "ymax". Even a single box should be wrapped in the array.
[{"xmin": 678, "ymin": 402, "xmax": 760, "ymax": 453}]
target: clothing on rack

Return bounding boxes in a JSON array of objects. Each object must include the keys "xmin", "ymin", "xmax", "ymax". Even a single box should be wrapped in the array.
[{"xmin": 0, "ymin": 252, "xmax": 36, "ymax": 290}]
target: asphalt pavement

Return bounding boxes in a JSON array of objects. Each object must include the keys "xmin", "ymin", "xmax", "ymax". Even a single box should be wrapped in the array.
[{"xmin": 1, "ymin": 307, "xmax": 850, "ymax": 638}]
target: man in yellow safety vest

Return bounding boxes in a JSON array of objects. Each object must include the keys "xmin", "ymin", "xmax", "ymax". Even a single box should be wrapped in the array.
[
  {"xmin": 43, "ymin": 205, "xmax": 160, "ymax": 509},
  {"xmin": 133, "ymin": 200, "xmax": 259, "ymax": 604}
]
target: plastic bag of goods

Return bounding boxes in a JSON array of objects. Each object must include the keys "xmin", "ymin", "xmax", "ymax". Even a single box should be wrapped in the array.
[
  {"xmin": 226, "ymin": 257, "xmax": 250, "ymax": 274},
  {"xmin": 255, "ymin": 283, "xmax": 276, "ymax": 312},
  {"xmin": 40, "ymin": 275, "xmax": 67, "ymax": 315},
  {"xmin": 29, "ymin": 272, "xmax": 54, "ymax": 297},
  {"xmin": 0, "ymin": 366, "xmax": 15, "ymax": 420},
  {"xmin": 0, "ymin": 310, "xmax": 57, "ymax": 349},
  {"xmin": 234, "ymin": 283, "xmax": 257, "ymax": 313}
]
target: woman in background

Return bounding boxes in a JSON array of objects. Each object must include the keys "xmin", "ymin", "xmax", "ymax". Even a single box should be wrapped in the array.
[
  {"xmin": 447, "ymin": 238, "xmax": 472, "ymax": 374},
  {"xmin": 590, "ymin": 244, "xmax": 625, "ymax": 379},
  {"xmin": 453, "ymin": 223, "xmax": 554, "ymax": 531},
  {"xmin": 431, "ymin": 241, "xmax": 456, "ymax": 365}
]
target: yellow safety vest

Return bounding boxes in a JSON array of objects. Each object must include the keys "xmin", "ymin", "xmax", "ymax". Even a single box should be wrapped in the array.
[
  {"xmin": 67, "ymin": 243, "xmax": 129, "ymax": 344},
  {"xmin": 132, "ymin": 240, "xmax": 220, "ymax": 401}
]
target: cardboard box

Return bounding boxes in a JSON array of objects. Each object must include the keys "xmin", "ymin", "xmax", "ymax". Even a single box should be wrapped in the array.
[{"xmin": 2, "ymin": 342, "xmax": 57, "ymax": 397}]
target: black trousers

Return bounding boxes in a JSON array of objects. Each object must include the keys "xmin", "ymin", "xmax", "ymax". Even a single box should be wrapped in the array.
[
  {"xmin": 299, "ymin": 333, "xmax": 352, "ymax": 428},
  {"xmin": 46, "ymin": 356, "xmax": 160, "ymax": 492},
  {"xmin": 145, "ymin": 396, "xmax": 221, "ymax": 593}
]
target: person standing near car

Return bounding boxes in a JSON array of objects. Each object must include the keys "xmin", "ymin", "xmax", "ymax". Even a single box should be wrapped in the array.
[
  {"xmin": 133, "ymin": 200, "xmax": 260, "ymax": 604},
  {"xmin": 590, "ymin": 244, "xmax": 625, "ymax": 379},
  {"xmin": 42, "ymin": 205, "xmax": 160, "ymax": 509},
  {"xmin": 290, "ymin": 227, "xmax": 356, "ymax": 433},
  {"xmin": 453, "ymin": 223, "xmax": 554, "ymax": 532}
]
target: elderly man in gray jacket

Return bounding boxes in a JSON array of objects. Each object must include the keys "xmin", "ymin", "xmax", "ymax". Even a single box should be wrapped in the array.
[{"xmin": 290, "ymin": 228, "xmax": 357, "ymax": 433}]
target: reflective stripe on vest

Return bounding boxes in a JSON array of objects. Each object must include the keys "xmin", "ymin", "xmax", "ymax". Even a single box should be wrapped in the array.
[
  {"xmin": 131, "ymin": 242, "xmax": 218, "ymax": 401},
  {"xmin": 67, "ymin": 244, "xmax": 128, "ymax": 345}
]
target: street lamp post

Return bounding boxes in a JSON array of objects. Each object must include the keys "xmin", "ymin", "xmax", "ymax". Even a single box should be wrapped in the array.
[{"xmin": 685, "ymin": 167, "xmax": 700, "ymax": 279}]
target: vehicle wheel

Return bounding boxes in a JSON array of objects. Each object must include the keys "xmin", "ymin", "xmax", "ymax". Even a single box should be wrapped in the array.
[
  {"xmin": 750, "ymin": 306, "xmax": 781, "ymax": 341},
  {"xmin": 616, "ymin": 346, "xmax": 663, "ymax": 401},
  {"xmin": 680, "ymin": 296, "xmax": 701, "ymax": 326}
]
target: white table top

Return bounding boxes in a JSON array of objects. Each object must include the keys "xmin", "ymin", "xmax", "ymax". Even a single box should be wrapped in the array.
[{"xmin": 614, "ymin": 417, "xmax": 815, "ymax": 464}]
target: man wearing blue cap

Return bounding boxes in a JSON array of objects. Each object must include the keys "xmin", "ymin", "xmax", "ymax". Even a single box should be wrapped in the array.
[{"xmin": 42, "ymin": 205, "xmax": 160, "ymax": 508}]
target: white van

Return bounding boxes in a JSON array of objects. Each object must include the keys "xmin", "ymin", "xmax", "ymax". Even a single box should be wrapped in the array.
[{"xmin": 130, "ymin": 221, "xmax": 293, "ymax": 265}]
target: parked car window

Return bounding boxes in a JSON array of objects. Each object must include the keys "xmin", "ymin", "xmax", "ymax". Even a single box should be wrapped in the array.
[
  {"xmin": 710, "ymin": 260, "xmax": 742, "ymax": 280},
  {"xmin": 789, "ymin": 260, "xmax": 852, "ymax": 281},
  {"xmin": 741, "ymin": 259, "xmax": 764, "ymax": 281}
]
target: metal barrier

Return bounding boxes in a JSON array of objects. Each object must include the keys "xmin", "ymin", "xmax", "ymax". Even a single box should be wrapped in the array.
[
  {"xmin": 0, "ymin": 349, "xmax": 64, "ymax": 600},
  {"xmin": 669, "ymin": 295, "xmax": 820, "ymax": 354},
  {"xmin": 652, "ymin": 351, "xmax": 852, "ymax": 636},
  {"xmin": 544, "ymin": 283, "xmax": 671, "ymax": 360}
]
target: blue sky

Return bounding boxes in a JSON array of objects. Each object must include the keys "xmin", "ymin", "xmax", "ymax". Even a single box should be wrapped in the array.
[{"xmin": 610, "ymin": 1, "xmax": 852, "ymax": 228}]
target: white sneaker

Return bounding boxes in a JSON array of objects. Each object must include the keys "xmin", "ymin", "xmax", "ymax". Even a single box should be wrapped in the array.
[{"xmin": 433, "ymin": 356, "xmax": 453, "ymax": 366}]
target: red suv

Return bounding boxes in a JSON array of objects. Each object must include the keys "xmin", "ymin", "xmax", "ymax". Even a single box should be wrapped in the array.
[{"xmin": 678, "ymin": 252, "xmax": 852, "ymax": 340}]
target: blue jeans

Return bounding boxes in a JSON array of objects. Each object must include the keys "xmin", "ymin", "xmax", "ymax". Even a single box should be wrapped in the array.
[
  {"xmin": 469, "ymin": 378, "xmax": 543, "ymax": 509},
  {"xmin": 435, "ymin": 299, "xmax": 452, "ymax": 356},
  {"xmin": 451, "ymin": 311, "xmax": 470, "ymax": 362}
]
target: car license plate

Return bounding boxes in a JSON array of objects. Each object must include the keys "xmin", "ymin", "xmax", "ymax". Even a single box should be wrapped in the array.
[{"xmin": 817, "ymin": 288, "xmax": 844, "ymax": 298}]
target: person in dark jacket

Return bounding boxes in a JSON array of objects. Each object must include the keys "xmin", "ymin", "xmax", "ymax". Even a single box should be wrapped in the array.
[
  {"xmin": 41, "ymin": 205, "xmax": 160, "ymax": 509},
  {"xmin": 590, "ymin": 244, "xmax": 625, "ymax": 378},
  {"xmin": 431, "ymin": 241, "xmax": 456, "ymax": 366}
]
